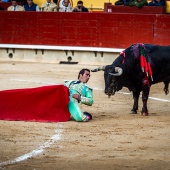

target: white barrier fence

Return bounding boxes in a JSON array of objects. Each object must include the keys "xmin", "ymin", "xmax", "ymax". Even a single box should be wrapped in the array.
[{"xmin": 0, "ymin": 44, "xmax": 124, "ymax": 65}]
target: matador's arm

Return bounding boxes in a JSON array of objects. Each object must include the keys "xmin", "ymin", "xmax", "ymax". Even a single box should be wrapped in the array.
[{"xmin": 80, "ymin": 86, "xmax": 94, "ymax": 106}]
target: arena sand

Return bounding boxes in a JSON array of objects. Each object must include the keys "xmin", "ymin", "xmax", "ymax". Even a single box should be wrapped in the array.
[{"xmin": 0, "ymin": 61, "xmax": 170, "ymax": 170}]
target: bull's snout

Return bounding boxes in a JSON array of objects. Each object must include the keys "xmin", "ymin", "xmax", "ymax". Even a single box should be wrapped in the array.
[
  {"xmin": 105, "ymin": 88, "xmax": 115, "ymax": 97},
  {"xmin": 105, "ymin": 89, "xmax": 108, "ymax": 95}
]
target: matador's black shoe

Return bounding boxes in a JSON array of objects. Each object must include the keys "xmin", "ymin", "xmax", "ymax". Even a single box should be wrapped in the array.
[{"xmin": 84, "ymin": 112, "xmax": 92, "ymax": 120}]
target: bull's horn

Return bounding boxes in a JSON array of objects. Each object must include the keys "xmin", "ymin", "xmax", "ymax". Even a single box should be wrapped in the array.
[
  {"xmin": 109, "ymin": 67, "xmax": 123, "ymax": 76},
  {"xmin": 91, "ymin": 66, "xmax": 105, "ymax": 72}
]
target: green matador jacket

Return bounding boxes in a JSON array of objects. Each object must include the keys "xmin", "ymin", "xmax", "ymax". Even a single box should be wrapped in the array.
[{"xmin": 64, "ymin": 80, "xmax": 94, "ymax": 122}]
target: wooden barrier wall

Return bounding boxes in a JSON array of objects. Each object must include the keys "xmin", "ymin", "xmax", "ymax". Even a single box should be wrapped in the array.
[{"xmin": 0, "ymin": 11, "xmax": 170, "ymax": 49}]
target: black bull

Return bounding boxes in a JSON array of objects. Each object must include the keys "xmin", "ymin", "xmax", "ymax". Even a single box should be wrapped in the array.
[{"xmin": 92, "ymin": 44, "xmax": 170, "ymax": 116}]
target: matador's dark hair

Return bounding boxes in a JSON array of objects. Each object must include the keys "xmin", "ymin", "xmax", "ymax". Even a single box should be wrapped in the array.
[{"xmin": 78, "ymin": 68, "xmax": 90, "ymax": 79}]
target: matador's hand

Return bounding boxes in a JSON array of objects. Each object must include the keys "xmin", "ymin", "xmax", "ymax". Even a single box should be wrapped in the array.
[{"xmin": 72, "ymin": 94, "xmax": 81, "ymax": 101}]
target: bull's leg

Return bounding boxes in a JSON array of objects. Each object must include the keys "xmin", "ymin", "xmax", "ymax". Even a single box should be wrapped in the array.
[
  {"xmin": 163, "ymin": 81, "xmax": 169, "ymax": 95},
  {"xmin": 141, "ymin": 85, "xmax": 150, "ymax": 116},
  {"xmin": 131, "ymin": 91, "xmax": 140, "ymax": 114}
]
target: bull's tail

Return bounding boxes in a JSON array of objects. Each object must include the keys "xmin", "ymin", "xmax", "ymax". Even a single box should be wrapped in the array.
[{"xmin": 164, "ymin": 81, "xmax": 169, "ymax": 95}]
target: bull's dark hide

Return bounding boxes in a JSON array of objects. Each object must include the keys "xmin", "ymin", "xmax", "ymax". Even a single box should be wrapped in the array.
[{"xmin": 92, "ymin": 43, "xmax": 170, "ymax": 115}]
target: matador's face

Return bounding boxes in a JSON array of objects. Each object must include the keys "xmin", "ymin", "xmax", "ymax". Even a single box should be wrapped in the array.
[{"xmin": 79, "ymin": 71, "xmax": 90, "ymax": 83}]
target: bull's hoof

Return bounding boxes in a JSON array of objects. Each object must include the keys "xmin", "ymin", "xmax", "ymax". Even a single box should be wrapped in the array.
[
  {"xmin": 144, "ymin": 113, "xmax": 149, "ymax": 116},
  {"xmin": 130, "ymin": 110, "xmax": 137, "ymax": 114},
  {"xmin": 141, "ymin": 112, "xmax": 149, "ymax": 116}
]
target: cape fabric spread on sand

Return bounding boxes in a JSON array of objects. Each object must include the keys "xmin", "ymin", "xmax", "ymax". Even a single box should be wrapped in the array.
[{"xmin": 0, "ymin": 85, "xmax": 70, "ymax": 122}]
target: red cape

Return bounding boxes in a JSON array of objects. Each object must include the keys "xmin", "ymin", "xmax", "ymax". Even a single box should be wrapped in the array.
[{"xmin": 0, "ymin": 85, "xmax": 70, "ymax": 122}]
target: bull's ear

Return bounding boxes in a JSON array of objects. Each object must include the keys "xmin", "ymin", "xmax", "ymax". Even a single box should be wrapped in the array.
[{"xmin": 109, "ymin": 67, "xmax": 123, "ymax": 76}]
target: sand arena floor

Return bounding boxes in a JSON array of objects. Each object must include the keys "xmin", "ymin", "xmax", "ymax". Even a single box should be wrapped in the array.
[{"xmin": 0, "ymin": 61, "xmax": 170, "ymax": 170}]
